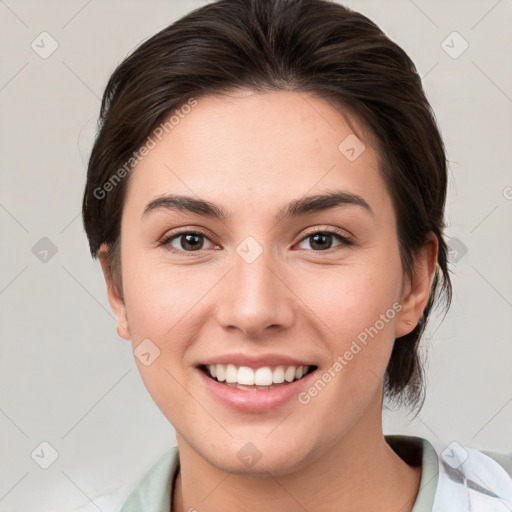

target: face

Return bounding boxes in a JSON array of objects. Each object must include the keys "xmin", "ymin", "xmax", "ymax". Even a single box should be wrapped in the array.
[{"xmin": 101, "ymin": 89, "xmax": 434, "ymax": 475}]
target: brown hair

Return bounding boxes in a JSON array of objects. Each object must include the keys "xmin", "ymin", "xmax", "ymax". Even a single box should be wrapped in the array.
[{"xmin": 82, "ymin": 0, "xmax": 452, "ymax": 412}]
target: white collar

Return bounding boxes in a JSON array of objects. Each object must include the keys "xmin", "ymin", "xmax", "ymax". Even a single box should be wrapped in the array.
[{"xmin": 432, "ymin": 441, "xmax": 512, "ymax": 511}]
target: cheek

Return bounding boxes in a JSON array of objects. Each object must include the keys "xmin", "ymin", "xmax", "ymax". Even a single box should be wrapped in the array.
[
  {"xmin": 121, "ymin": 252, "xmax": 205, "ymax": 338},
  {"xmin": 293, "ymin": 256, "xmax": 403, "ymax": 397},
  {"xmin": 121, "ymin": 259, "xmax": 202, "ymax": 413},
  {"xmin": 295, "ymin": 262, "xmax": 403, "ymax": 421},
  {"xmin": 293, "ymin": 258, "xmax": 402, "ymax": 338}
]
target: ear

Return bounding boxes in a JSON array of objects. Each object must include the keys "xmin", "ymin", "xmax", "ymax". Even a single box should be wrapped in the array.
[
  {"xmin": 98, "ymin": 243, "xmax": 131, "ymax": 340},
  {"xmin": 395, "ymin": 232, "xmax": 438, "ymax": 338}
]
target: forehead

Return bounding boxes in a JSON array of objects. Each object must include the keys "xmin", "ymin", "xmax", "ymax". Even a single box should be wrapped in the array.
[{"xmin": 124, "ymin": 89, "xmax": 389, "ymax": 219}]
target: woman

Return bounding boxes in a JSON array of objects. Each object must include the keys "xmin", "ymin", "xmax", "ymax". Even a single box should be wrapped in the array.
[{"xmin": 81, "ymin": 0, "xmax": 511, "ymax": 510}]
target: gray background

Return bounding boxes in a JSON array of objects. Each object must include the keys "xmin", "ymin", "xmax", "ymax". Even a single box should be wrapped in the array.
[{"xmin": 1, "ymin": 0, "xmax": 511, "ymax": 510}]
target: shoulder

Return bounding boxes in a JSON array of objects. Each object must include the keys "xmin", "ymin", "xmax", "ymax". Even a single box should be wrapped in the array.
[
  {"xmin": 481, "ymin": 448, "xmax": 512, "ymax": 479},
  {"xmin": 120, "ymin": 446, "xmax": 179, "ymax": 512},
  {"xmin": 431, "ymin": 440, "xmax": 512, "ymax": 511},
  {"xmin": 386, "ymin": 435, "xmax": 512, "ymax": 511}
]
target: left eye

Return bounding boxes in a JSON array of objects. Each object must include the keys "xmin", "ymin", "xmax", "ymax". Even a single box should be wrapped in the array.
[{"xmin": 297, "ymin": 231, "xmax": 352, "ymax": 251}]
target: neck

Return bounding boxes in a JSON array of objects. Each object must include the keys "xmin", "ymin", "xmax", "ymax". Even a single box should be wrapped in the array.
[{"xmin": 172, "ymin": 396, "xmax": 421, "ymax": 512}]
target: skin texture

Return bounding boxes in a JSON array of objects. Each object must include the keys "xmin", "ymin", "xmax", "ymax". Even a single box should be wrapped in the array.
[{"xmin": 99, "ymin": 90, "xmax": 438, "ymax": 511}]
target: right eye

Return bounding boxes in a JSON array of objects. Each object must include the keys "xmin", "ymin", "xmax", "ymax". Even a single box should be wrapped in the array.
[{"xmin": 159, "ymin": 230, "xmax": 218, "ymax": 254}]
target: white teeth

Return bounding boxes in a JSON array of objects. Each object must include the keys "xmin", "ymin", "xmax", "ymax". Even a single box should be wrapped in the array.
[
  {"xmin": 215, "ymin": 363, "xmax": 226, "ymax": 382},
  {"xmin": 205, "ymin": 363, "xmax": 312, "ymax": 386},
  {"xmin": 272, "ymin": 366, "xmax": 285, "ymax": 383},
  {"xmin": 238, "ymin": 366, "xmax": 255, "ymax": 385},
  {"xmin": 284, "ymin": 366, "xmax": 296, "ymax": 382},
  {"xmin": 254, "ymin": 367, "xmax": 273, "ymax": 386},
  {"xmin": 225, "ymin": 364, "xmax": 238, "ymax": 383}
]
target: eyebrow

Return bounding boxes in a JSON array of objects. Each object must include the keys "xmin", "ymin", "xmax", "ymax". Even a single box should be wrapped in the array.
[{"xmin": 141, "ymin": 190, "xmax": 374, "ymax": 222}]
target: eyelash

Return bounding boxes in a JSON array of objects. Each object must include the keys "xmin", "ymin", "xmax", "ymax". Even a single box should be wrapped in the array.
[{"xmin": 158, "ymin": 227, "xmax": 354, "ymax": 256}]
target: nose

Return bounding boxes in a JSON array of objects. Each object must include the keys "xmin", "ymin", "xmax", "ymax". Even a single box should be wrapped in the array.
[{"xmin": 215, "ymin": 243, "xmax": 295, "ymax": 339}]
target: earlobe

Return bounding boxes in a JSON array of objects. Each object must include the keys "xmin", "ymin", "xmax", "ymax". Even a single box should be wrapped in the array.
[
  {"xmin": 395, "ymin": 233, "xmax": 438, "ymax": 338},
  {"xmin": 116, "ymin": 324, "xmax": 130, "ymax": 340},
  {"xmin": 98, "ymin": 243, "xmax": 131, "ymax": 341}
]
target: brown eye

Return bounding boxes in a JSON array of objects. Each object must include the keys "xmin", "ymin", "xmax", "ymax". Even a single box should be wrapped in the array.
[
  {"xmin": 298, "ymin": 230, "xmax": 353, "ymax": 251},
  {"xmin": 160, "ymin": 231, "xmax": 216, "ymax": 253},
  {"xmin": 177, "ymin": 233, "xmax": 204, "ymax": 251}
]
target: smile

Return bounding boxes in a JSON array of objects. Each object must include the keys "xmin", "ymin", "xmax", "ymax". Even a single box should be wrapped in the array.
[{"xmin": 199, "ymin": 363, "xmax": 317, "ymax": 391}]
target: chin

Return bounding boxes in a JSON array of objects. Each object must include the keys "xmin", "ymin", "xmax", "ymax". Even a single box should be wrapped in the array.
[{"xmin": 197, "ymin": 433, "xmax": 319, "ymax": 477}]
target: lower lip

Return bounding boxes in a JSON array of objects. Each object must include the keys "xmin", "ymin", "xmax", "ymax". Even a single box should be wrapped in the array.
[{"xmin": 197, "ymin": 368, "xmax": 316, "ymax": 413}]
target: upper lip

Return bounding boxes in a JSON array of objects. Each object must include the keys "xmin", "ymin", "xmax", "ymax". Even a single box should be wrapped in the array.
[{"xmin": 198, "ymin": 352, "xmax": 316, "ymax": 368}]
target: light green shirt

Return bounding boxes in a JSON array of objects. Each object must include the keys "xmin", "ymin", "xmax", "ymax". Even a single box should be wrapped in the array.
[{"xmin": 120, "ymin": 435, "xmax": 511, "ymax": 511}]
